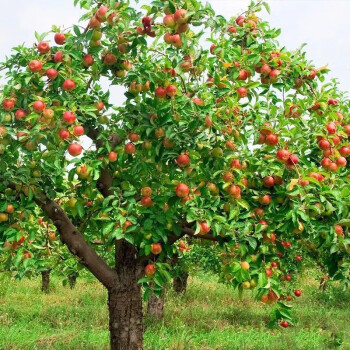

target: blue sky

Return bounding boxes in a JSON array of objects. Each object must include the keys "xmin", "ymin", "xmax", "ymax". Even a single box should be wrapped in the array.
[{"xmin": 0, "ymin": 0, "xmax": 349, "ymax": 92}]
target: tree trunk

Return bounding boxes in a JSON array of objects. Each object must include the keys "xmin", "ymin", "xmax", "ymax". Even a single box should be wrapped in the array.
[
  {"xmin": 41, "ymin": 270, "xmax": 50, "ymax": 293},
  {"xmin": 108, "ymin": 240, "xmax": 144, "ymax": 350},
  {"xmin": 173, "ymin": 272, "xmax": 189, "ymax": 293},
  {"xmin": 147, "ymin": 289, "xmax": 165, "ymax": 319},
  {"xmin": 68, "ymin": 274, "xmax": 77, "ymax": 289}
]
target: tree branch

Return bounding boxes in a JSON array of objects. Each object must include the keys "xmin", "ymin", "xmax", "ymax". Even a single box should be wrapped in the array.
[{"xmin": 6, "ymin": 182, "xmax": 117, "ymax": 289}]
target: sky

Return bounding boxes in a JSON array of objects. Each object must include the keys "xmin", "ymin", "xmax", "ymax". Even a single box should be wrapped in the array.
[{"xmin": 0, "ymin": 0, "xmax": 349, "ymax": 93}]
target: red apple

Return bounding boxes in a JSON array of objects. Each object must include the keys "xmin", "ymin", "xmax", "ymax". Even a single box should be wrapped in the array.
[
  {"xmin": 54, "ymin": 33, "xmax": 66, "ymax": 45},
  {"xmin": 174, "ymin": 9, "xmax": 188, "ymax": 24},
  {"xmin": 166, "ymin": 84, "xmax": 177, "ymax": 97},
  {"xmin": 73, "ymin": 125, "xmax": 84, "ymax": 136},
  {"xmin": 15, "ymin": 109, "xmax": 27, "ymax": 120},
  {"xmin": 145, "ymin": 263, "xmax": 156, "ymax": 277},
  {"xmin": 155, "ymin": 87, "xmax": 167, "ymax": 98},
  {"xmin": 38, "ymin": 41, "xmax": 50, "ymax": 54},
  {"xmin": 68, "ymin": 143, "xmax": 82, "ymax": 156},
  {"xmin": 33, "ymin": 100, "xmax": 45, "ymax": 113},
  {"xmin": 62, "ymin": 111, "xmax": 76, "ymax": 124},
  {"xmin": 62, "ymin": 79, "xmax": 75, "ymax": 91},
  {"xmin": 151, "ymin": 243, "xmax": 162, "ymax": 255},
  {"xmin": 28, "ymin": 60, "xmax": 42, "ymax": 73},
  {"xmin": 125, "ymin": 143, "xmax": 136, "ymax": 154},
  {"xmin": 2, "ymin": 99, "xmax": 15, "ymax": 111},
  {"xmin": 83, "ymin": 54, "xmax": 94, "ymax": 67},
  {"xmin": 237, "ymin": 87, "xmax": 248, "ymax": 98},
  {"xmin": 59, "ymin": 129, "xmax": 70, "ymax": 139},
  {"xmin": 46, "ymin": 68, "xmax": 58, "ymax": 80},
  {"xmin": 175, "ymin": 183, "xmax": 189, "ymax": 198},
  {"xmin": 176, "ymin": 154, "xmax": 190, "ymax": 167},
  {"xmin": 108, "ymin": 151, "xmax": 118, "ymax": 162}
]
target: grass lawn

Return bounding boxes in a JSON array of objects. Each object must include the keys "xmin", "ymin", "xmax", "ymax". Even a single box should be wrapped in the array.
[{"xmin": 0, "ymin": 272, "xmax": 349, "ymax": 350}]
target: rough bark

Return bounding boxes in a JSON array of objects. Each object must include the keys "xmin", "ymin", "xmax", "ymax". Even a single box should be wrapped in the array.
[
  {"xmin": 147, "ymin": 289, "xmax": 165, "ymax": 319},
  {"xmin": 41, "ymin": 270, "xmax": 50, "ymax": 293},
  {"xmin": 173, "ymin": 272, "xmax": 189, "ymax": 293},
  {"xmin": 108, "ymin": 240, "xmax": 144, "ymax": 350}
]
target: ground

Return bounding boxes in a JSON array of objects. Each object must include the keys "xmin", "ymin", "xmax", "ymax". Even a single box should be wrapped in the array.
[{"xmin": 0, "ymin": 271, "xmax": 349, "ymax": 350}]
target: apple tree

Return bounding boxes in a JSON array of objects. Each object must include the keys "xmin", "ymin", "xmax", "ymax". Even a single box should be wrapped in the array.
[{"xmin": 1, "ymin": 0, "xmax": 350, "ymax": 349}]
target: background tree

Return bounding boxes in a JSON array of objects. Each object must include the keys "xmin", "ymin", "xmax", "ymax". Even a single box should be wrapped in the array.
[{"xmin": 1, "ymin": 0, "xmax": 350, "ymax": 349}]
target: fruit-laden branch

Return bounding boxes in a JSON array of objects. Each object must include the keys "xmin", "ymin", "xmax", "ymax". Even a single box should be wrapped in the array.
[
  {"xmin": 86, "ymin": 128, "xmax": 122, "ymax": 198},
  {"xmin": 182, "ymin": 225, "xmax": 226, "ymax": 242},
  {"xmin": 6, "ymin": 181, "xmax": 117, "ymax": 289}
]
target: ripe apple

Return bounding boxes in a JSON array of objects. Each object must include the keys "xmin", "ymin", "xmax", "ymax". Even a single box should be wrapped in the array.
[
  {"xmin": 83, "ymin": 54, "xmax": 94, "ymax": 67},
  {"xmin": 108, "ymin": 151, "xmax": 117, "ymax": 162},
  {"xmin": 104, "ymin": 53, "xmax": 117, "ymax": 65},
  {"xmin": 175, "ymin": 183, "xmax": 189, "ymax": 198},
  {"xmin": 318, "ymin": 139, "xmax": 331, "ymax": 150},
  {"xmin": 68, "ymin": 143, "xmax": 83, "ymax": 156},
  {"xmin": 155, "ymin": 87, "xmax": 167, "ymax": 98},
  {"xmin": 176, "ymin": 154, "xmax": 190, "ymax": 167},
  {"xmin": 15, "ymin": 109, "xmax": 27, "ymax": 120},
  {"xmin": 269, "ymin": 69, "xmax": 281, "ymax": 82},
  {"xmin": 96, "ymin": 5, "xmax": 108, "ymax": 22},
  {"xmin": 171, "ymin": 33, "xmax": 182, "ymax": 47},
  {"xmin": 260, "ymin": 64, "xmax": 271, "ymax": 76},
  {"xmin": 62, "ymin": 79, "xmax": 75, "ymax": 91},
  {"xmin": 263, "ymin": 176, "xmax": 274, "ymax": 188},
  {"xmin": 339, "ymin": 146, "xmax": 350, "ymax": 157},
  {"xmin": 286, "ymin": 154, "xmax": 298, "ymax": 166},
  {"xmin": 129, "ymin": 133, "xmax": 140, "ymax": 142},
  {"xmin": 46, "ymin": 68, "xmax": 58, "ymax": 80},
  {"xmin": 280, "ymin": 321, "xmax": 289, "ymax": 328},
  {"xmin": 295, "ymin": 255, "xmax": 302, "ymax": 262},
  {"xmin": 265, "ymin": 134, "xmax": 278, "ymax": 146},
  {"xmin": 73, "ymin": 125, "xmax": 84, "ymax": 136},
  {"xmin": 145, "ymin": 263, "xmax": 156, "ymax": 277},
  {"xmin": 151, "ymin": 243, "xmax": 162, "ymax": 255},
  {"xmin": 276, "ymin": 149, "xmax": 290, "ymax": 162},
  {"xmin": 43, "ymin": 108, "xmax": 54, "ymax": 119},
  {"xmin": 192, "ymin": 97, "xmax": 203, "ymax": 106},
  {"xmin": 33, "ymin": 101, "xmax": 45, "ymax": 113},
  {"xmin": 38, "ymin": 41, "xmax": 50, "ymax": 54},
  {"xmin": 54, "ymin": 33, "xmax": 66, "ymax": 45},
  {"xmin": 141, "ymin": 187, "xmax": 152, "ymax": 196},
  {"xmin": 62, "ymin": 111, "xmax": 76, "ymax": 124},
  {"xmin": 174, "ymin": 9, "xmax": 188, "ymax": 24},
  {"xmin": 328, "ymin": 98, "xmax": 338, "ymax": 105},
  {"xmin": 89, "ymin": 16, "xmax": 101, "ymax": 28},
  {"xmin": 166, "ymin": 84, "xmax": 177, "ymax": 97},
  {"xmin": 294, "ymin": 289, "xmax": 302, "ymax": 297},
  {"xmin": 28, "ymin": 60, "xmax": 42, "ymax": 73},
  {"xmin": 163, "ymin": 14, "xmax": 175, "ymax": 28},
  {"xmin": 2, "ymin": 99, "xmax": 15, "ymax": 111},
  {"xmin": 59, "ymin": 129, "xmax": 70, "ymax": 139},
  {"xmin": 241, "ymin": 261, "xmax": 250, "ymax": 270},
  {"xmin": 125, "ymin": 143, "xmax": 136, "ymax": 154},
  {"xmin": 237, "ymin": 87, "xmax": 248, "ymax": 98},
  {"xmin": 258, "ymin": 194, "xmax": 271, "ymax": 205},
  {"xmin": 54, "ymin": 51, "xmax": 64, "ymax": 63},
  {"xmin": 334, "ymin": 224, "xmax": 343, "ymax": 236},
  {"xmin": 336, "ymin": 157, "xmax": 347, "ymax": 167},
  {"xmin": 326, "ymin": 122, "xmax": 336, "ymax": 134},
  {"xmin": 199, "ymin": 221, "xmax": 210, "ymax": 234},
  {"xmin": 235, "ymin": 15, "xmax": 245, "ymax": 27},
  {"xmin": 237, "ymin": 69, "xmax": 248, "ymax": 81},
  {"xmin": 140, "ymin": 196, "xmax": 153, "ymax": 207}
]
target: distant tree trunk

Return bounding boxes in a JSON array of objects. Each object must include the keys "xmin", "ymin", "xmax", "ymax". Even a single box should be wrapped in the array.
[
  {"xmin": 173, "ymin": 271, "xmax": 189, "ymax": 293},
  {"xmin": 41, "ymin": 270, "xmax": 50, "ymax": 293},
  {"xmin": 68, "ymin": 274, "xmax": 77, "ymax": 289},
  {"xmin": 108, "ymin": 240, "xmax": 144, "ymax": 350},
  {"xmin": 147, "ymin": 289, "xmax": 165, "ymax": 319}
]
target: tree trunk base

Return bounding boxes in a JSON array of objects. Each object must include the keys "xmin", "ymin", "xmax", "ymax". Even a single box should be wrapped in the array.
[
  {"xmin": 41, "ymin": 270, "xmax": 50, "ymax": 293},
  {"xmin": 173, "ymin": 272, "xmax": 189, "ymax": 293},
  {"xmin": 108, "ymin": 240, "xmax": 144, "ymax": 350},
  {"xmin": 147, "ymin": 290, "xmax": 165, "ymax": 319},
  {"xmin": 68, "ymin": 274, "xmax": 77, "ymax": 289}
]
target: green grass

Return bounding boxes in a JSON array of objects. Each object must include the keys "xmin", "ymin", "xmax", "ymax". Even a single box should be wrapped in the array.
[{"xmin": 0, "ymin": 272, "xmax": 349, "ymax": 350}]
